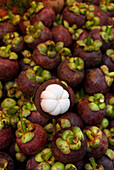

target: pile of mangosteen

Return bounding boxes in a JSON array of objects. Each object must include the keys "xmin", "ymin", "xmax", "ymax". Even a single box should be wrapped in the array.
[{"xmin": 0, "ymin": 0, "xmax": 114, "ymax": 169}]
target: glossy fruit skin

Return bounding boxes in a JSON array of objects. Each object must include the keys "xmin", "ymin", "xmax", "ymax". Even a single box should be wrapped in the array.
[
  {"xmin": 0, "ymin": 57, "xmax": 19, "ymax": 81},
  {"xmin": 26, "ymin": 156, "xmax": 39, "ymax": 170},
  {"xmin": 57, "ymin": 112, "xmax": 84, "ymax": 129},
  {"xmin": 30, "ymin": 7, "xmax": 55, "ymax": 28},
  {"xmin": 0, "ymin": 126, "xmax": 13, "ymax": 150},
  {"xmin": 33, "ymin": 48, "xmax": 61, "ymax": 70},
  {"xmin": 57, "ymin": 59, "xmax": 84, "ymax": 87},
  {"xmin": 16, "ymin": 123, "xmax": 47, "ymax": 155},
  {"xmin": 101, "ymin": 54, "xmax": 114, "ymax": 72},
  {"xmin": 0, "ymin": 152, "xmax": 15, "ymax": 170},
  {"xmin": 27, "ymin": 111, "xmax": 49, "ymax": 127},
  {"xmin": 17, "ymin": 71, "xmax": 40, "ymax": 97},
  {"xmin": 51, "ymin": 127, "xmax": 87, "ymax": 163},
  {"xmin": 96, "ymin": 155, "xmax": 114, "ymax": 170},
  {"xmin": 84, "ymin": 68, "xmax": 109, "ymax": 95},
  {"xmin": 77, "ymin": 98, "xmax": 105, "ymax": 125},
  {"xmin": 52, "ymin": 25, "xmax": 72, "ymax": 47},
  {"xmin": 62, "ymin": 6, "xmax": 86, "ymax": 28}
]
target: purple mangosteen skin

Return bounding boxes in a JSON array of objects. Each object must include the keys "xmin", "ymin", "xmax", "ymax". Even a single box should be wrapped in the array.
[
  {"xmin": 26, "ymin": 156, "xmax": 39, "ymax": 170},
  {"xmin": 77, "ymin": 98, "xmax": 105, "ymax": 125},
  {"xmin": 84, "ymin": 68, "xmax": 109, "ymax": 95}
]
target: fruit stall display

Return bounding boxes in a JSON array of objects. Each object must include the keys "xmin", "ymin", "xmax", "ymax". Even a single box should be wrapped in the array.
[{"xmin": 0, "ymin": 0, "xmax": 114, "ymax": 169}]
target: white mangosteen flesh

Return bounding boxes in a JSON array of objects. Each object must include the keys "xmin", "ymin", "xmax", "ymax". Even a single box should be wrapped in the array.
[{"xmin": 40, "ymin": 84, "xmax": 70, "ymax": 116}]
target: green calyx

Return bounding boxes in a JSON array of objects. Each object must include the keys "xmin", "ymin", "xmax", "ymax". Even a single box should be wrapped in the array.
[
  {"xmin": 64, "ymin": 20, "xmax": 77, "ymax": 35},
  {"xmin": 100, "ymin": 65, "xmax": 114, "ymax": 87},
  {"xmin": 100, "ymin": 0, "xmax": 114, "ymax": 12},
  {"xmin": 56, "ymin": 126, "xmax": 84, "ymax": 154},
  {"xmin": 98, "ymin": 118, "xmax": 109, "ymax": 130},
  {"xmin": 0, "ymin": 45, "xmax": 18, "ymax": 60},
  {"xmin": 1, "ymin": 98, "xmax": 16, "ymax": 109},
  {"xmin": 60, "ymin": 48, "xmax": 71, "ymax": 61},
  {"xmin": 105, "ymin": 149, "xmax": 114, "ymax": 161},
  {"xmin": 75, "ymin": 88, "xmax": 85, "ymax": 104},
  {"xmin": 68, "ymin": 57, "xmax": 84, "ymax": 71},
  {"xmin": 16, "ymin": 152, "xmax": 27, "ymax": 162},
  {"xmin": 38, "ymin": 40, "xmax": 64, "ymax": 58},
  {"xmin": 59, "ymin": 119, "xmax": 71, "ymax": 129},
  {"xmin": 35, "ymin": 148, "xmax": 55, "ymax": 165},
  {"xmin": 0, "ymin": 158, "xmax": 8, "ymax": 169},
  {"xmin": 36, "ymin": 162, "xmax": 50, "ymax": 170},
  {"xmin": 72, "ymin": 28, "xmax": 83, "ymax": 41},
  {"xmin": 100, "ymin": 26, "xmax": 114, "ymax": 42},
  {"xmin": 3, "ymin": 32, "xmax": 21, "ymax": 46},
  {"xmin": 88, "ymin": 93, "xmax": 106, "ymax": 111},
  {"xmin": 84, "ymin": 126, "xmax": 102, "ymax": 150},
  {"xmin": 24, "ymin": 21, "xmax": 44, "ymax": 43},
  {"xmin": 16, "ymin": 118, "xmax": 35, "ymax": 141},
  {"xmin": 65, "ymin": 164, "xmax": 77, "ymax": 170},
  {"xmin": 65, "ymin": 0, "xmax": 76, "ymax": 6},
  {"xmin": 77, "ymin": 36, "xmax": 102, "ymax": 51},
  {"xmin": 85, "ymin": 157, "xmax": 105, "ymax": 170},
  {"xmin": 106, "ymin": 97, "xmax": 114, "ymax": 118},
  {"xmin": 22, "ymin": 50, "xmax": 36, "ymax": 66},
  {"xmin": 53, "ymin": 14, "xmax": 63, "ymax": 26},
  {"xmin": 69, "ymin": 2, "xmax": 88, "ymax": 15},
  {"xmin": 106, "ymin": 49, "xmax": 114, "ymax": 62},
  {"xmin": 0, "ymin": 111, "xmax": 10, "ymax": 130},
  {"xmin": 51, "ymin": 162, "xmax": 64, "ymax": 170}
]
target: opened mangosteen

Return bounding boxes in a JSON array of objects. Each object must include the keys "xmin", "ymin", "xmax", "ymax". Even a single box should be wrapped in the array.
[
  {"xmin": 77, "ymin": 93, "xmax": 106, "ymax": 125},
  {"xmin": 16, "ymin": 119, "xmax": 47, "ymax": 155},
  {"xmin": 101, "ymin": 49, "xmax": 114, "ymax": 71},
  {"xmin": 30, "ymin": 1, "xmax": 55, "ymax": 28},
  {"xmin": 84, "ymin": 126, "xmax": 108, "ymax": 158},
  {"xmin": 0, "ymin": 110, "xmax": 13, "ymax": 150},
  {"xmin": 62, "ymin": 2, "xmax": 86, "ymax": 28},
  {"xmin": 57, "ymin": 112, "xmax": 84, "ymax": 130},
  {"xmin": 24, "ymin": 21, "xmax": 52, "ymax": 50},
  {"xmin": 3, "ymin": 32, "xmax": 25, "ymax": 55},
  {"xmin": 0, "ymin": 152, "xmax": 14, "ymax": 170},
  {"xmin": 84, "ymin": 65, "xmax": 114, "ymax": 95},
  {"xmin": 17, "ymin": 66, "xmax": 52, "ymax": 97},
  {"xmin": 73, "ymin": 36, "xmax": 102, "ymax": 68},
  {"xmin": 90, "ymin": 25, "xmax": 114, "ymax": 52},
  {"xmin": 96, "ymin": 148, "xmax": 114, "ymax": 170},
  {"xmin": 0, "ymin": 45, "xmax": 19, "ymax": 81},
  {"xmin": 57, "ymin": 57, "xmax": 84, "ymax": 87},
  {"xmin": 34, "ymin": 79, "xmax": 74, "ymax": 119},
  {"xmin": 51, "ymin": 126, "xmax": 87, "ymax": 163}
]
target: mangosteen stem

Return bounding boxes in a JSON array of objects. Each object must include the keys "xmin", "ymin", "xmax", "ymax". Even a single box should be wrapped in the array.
[
  {"xmin": 21, "ymin": 120, "xmax": 26, "ymax": 133},
  {"xmin": 106, "ymin": 26, "xmax": 112, "ymax": 35},
  {"xmin": 52, "ymin": 119, "xmax": 57, "ymax": 136},
  {"xmin": 86, "ymin": 36, "xmax": 91, "ymax": 46},
  {"xmin": 8, "ymin": 11, "xmax": 13, "ymax": 20},
  {"xmin": 5, "ymin": 45, "xmax": 11, "ymax": 53},
  {"xmin": 89, "ymin": 157, "xmax": 97, "ymax": 169},
  {"xmin": 31, "ymin": 1, "xmax": 37, "ymax": 8}
]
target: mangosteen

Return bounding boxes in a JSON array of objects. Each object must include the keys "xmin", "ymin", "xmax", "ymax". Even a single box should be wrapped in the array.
[
  {"xmin": 0, "ymin": 152, "xmax": 14, "ymax": 170},
  {"xmin": 0, "ymin": 8, "xmax": 8, "ymax": 18},
  {"xmin": 84, "ymin": 126, "xmax": 108, "ymax": 158},
  {"xmin": 96, "ymin": 148, "xmax": 114, "ymax": 170},
  {"xmin": 90, "ymin": 25, "xmax": 114, "ymax": 52},
  {"xmin": 101, "ymin": 49, "xmax": 114, "ymax": 71},
  {"xmin": 16, "ymin": 119, "xmax": 47, "ymax": 155},
  {"xmin": 24, "ymin": 21, "xmax": 52, "ymax": 50},
  {"xmin": 84, "ymin": 65, "xmax": 114, "ymax": 95},
  {"xmin": 26, "ymin": 148, "xmax": 55, "ymax": 170},
  {"xmin": 99, "ymin": 0, "xmax": 114, "ymax": 18},
  {"xmin": 83, "ymin": 0, "xmax": 100, "ymax": 6},
  {"xmin": 0, "ymin": 111, "xmax": 13, "ymax": 150},
  {"xmin": 57, "ymin": 112, "xmax": 84, "ymax": 129},
  {"xmin": 30, "ymin": 1, "xmax": 55, "ymax": 28},
  {"xmin": 17, "ymin": 66, "xmax": 52, "ymax": 97},
  {"xmin": 52, "ymin": 24, "xmax": 73, "ymax": 47},
  {"xmin": 0, "ymin": 45, "xmax": 19, "ymax": 81},
  {"xmin": 57, "ymin": 57, "xmax": 84, "ymax": 87},
  {"xmin": 33, "ymin": 41, "xmax": 63, "ymax": 70},
  {"xmin": 85, "ymin": 157, "xmax": 105, "ymax": 170},
  {"xmin": 19, "ymin": 50, "xmax": 36, "ymax": 72},
  {"xmin": 105, "ymin": 93, "xmax": 114, "ymax": 119},
  {"xmin": 73, "ymin": 36, "xmax": 102, "ymax": 68},
  {"xmin": 3, "ymin": 32, "xmax": 25, "ymax": 55},
  {"xmin": 62, "ymin": 2, "xmax": 86, "ymax": 28},
  {"xmin": 103, "ymin": 127, "xmax": 114, "ymax": 150},
  {"xmin": 77, "ymin": 93, "xmax": 106, "ymax": 125},
  {"xmin": 34, "ymin": 79, "xmax": 74, "ymax": 119},
  {"xmin": 51, "ymin": 126, "xmax": 87, "ymax": 163}
]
